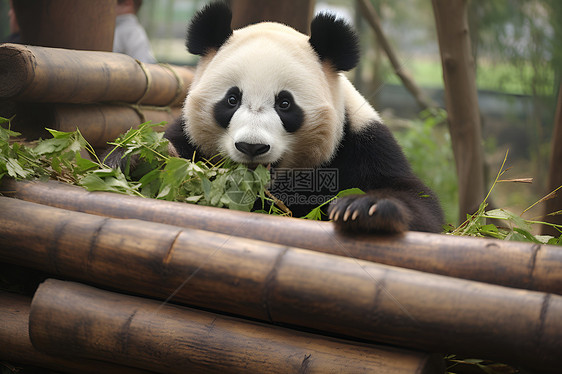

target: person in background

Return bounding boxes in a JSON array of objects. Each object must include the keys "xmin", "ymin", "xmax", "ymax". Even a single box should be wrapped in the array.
[
  {"xmin": 4, "ymin": 0, "xmax": 21, "ymax": 43},
  {"xmin": 113, "ymin": 0, "xmax": 156, "ymax": 63}
]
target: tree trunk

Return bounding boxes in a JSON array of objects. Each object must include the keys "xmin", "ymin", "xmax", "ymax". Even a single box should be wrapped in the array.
[
  {"xmin": 358, "ymin": 0, "xmax": 437, "ymax": 112},
  {"xmin": 12, "ymin": 0, "xmax": 115, "ymax": 51},
  {"xmin": 230, "ymin": 0, "xmax": 315, "ymax": 35},
  {"xmin": 543, "ymin": 82, "xmax": 562, "ymax": 236},
  {"xmin": 432, "ymin": 0, "xmax": 485, "ymax": 222}
]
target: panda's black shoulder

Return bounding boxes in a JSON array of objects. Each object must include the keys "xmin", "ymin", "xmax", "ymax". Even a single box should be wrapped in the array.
[
  {"xmin": 164, "ymin": 117, "xmax": 198, "ymax": 160},
  {"xmin": 326, "ymin": 118, "xmax": 414, "ymax": 190}
]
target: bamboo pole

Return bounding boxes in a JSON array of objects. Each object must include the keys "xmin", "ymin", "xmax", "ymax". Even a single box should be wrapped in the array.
[
  {"xmin": 0, "ymin": 291, "xmax": 152, "ymax": 374},
  {"xmin": 28, "ymin": 279, "xmax": 439, "ymax": 374},
  {"xmin": 2, "ymin": 179, "xmax": 561, "ymax": 296},
  {"xmin": 0, "ymin": 44, "xmax": 193, "ymax": 106},
  {"xmin": 1, "ymin": 197, "xmax": 561, "ymax": 371},
  {"xmin": 12, "ymin": 104, "xmax": 181, "ymax": 147}
]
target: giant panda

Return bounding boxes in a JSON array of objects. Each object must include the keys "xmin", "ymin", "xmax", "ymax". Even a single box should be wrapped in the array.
[{"xmin": 164, "ymin": 2, "xmax": 443, "ymax": 233}]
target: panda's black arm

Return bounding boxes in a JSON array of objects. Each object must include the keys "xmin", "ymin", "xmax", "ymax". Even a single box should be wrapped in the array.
[
  {"xmin": 163, "ymin": 117, "xmax": 200, "ymax": 160},
  {"xmin": 327, "ymin": 121, "xmax": 444, "ymax": 233}
]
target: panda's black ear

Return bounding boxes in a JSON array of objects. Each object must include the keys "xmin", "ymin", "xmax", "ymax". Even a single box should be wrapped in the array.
[
  {"xmin": 186, "ymin": 2, "xmax": 233, "ymax": 56},
  {"xmin": 309, "ymin": 13, "xmax": 359, "ymax": 71}
]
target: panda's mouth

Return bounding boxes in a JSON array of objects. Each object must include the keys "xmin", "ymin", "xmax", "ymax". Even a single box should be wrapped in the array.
[
  {"xmin": 233, "ymin": 142, "xmax": 277, "ymax": 165},
  {"xmin": 243, "ymin": 162, "xmax": 262, "ymax": 170},
  {"xmin": 240, "ymin": 160, "xmax": 278, "ymax": 170}
]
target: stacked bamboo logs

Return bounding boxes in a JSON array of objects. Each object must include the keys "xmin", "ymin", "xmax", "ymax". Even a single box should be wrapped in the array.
[
  {"xmin": 7, "ymin": 103, "xmax": 182, "ymax": 148},
  {"xmin": 0, "ymin": 291, "xmax": 153, "ymax": 373},
  {"xmin": 1, "ymin": 179, "xmax": 561, "ymax": 373},
  {"xmin": 27, "ymin": 279, "xmax": 438, "ymax": 374},
  {"xmin": 2, "ymin": 179, "xmax": 561, "ymax": 295},
  {"xmin": 0, "ymin": 43, "xmax": 193, "ymax": 146}
]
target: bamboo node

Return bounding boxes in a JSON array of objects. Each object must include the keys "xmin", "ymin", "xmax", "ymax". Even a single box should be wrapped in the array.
[
  {"xmin": 160, "ymin": 63, "xmax": 186, "ymax": 107},
  {"xmin": 135, "ymin": 60, "xmax": 153, "ymax": 106}
]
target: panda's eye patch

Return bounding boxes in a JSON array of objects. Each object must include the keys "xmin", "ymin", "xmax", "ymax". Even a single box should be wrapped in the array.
[
  {"xmin": 214, "ymin": 86, "xmax": 242, "ymax": 129},
  {"xmin": 274, "ymin": 90, "xmax": 303, "ymax": 133}
]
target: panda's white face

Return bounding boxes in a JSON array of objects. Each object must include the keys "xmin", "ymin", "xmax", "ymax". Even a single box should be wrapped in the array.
[{"xmin": 183, "ymin": 22, "xmax": 346, "ymax": 168}]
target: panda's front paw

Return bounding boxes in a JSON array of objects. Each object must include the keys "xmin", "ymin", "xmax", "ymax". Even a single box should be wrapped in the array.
[{"xmin": 328, "ymin": 194, "xmax": 411, "ymax": 234}]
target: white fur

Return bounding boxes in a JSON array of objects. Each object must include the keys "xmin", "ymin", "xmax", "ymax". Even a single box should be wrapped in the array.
[
  {"xmin": 340, "ymin": 75, "xmax": 382, "ymax": 131},
  {"xmin": 222, "ymin": 106, "xmax": 290, "ymax": 165}
]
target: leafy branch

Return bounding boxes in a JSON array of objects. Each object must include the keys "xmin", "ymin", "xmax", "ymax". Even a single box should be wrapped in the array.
[{"xmin": 448, "ymin": 150, "xmax": 562, "ymax": 245}]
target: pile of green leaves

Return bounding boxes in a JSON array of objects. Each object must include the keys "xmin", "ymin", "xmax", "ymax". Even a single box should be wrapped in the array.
[
  {"xmin": 0, "ymin": 116, "xmax": 95, "ymax": 182},
  {"xmin": 0, "ymin": 117, "xmax": 270, "ymax": 212}
]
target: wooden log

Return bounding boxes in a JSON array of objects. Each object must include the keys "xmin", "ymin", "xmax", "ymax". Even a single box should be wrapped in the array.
[
  {"xmin": 12, "ymin": 0, "xmax": 116, "ymax": 51},
  {"xmin": 0, "ymin": 44, "xmax": 193, "ymax": 106},
  {"xmin": 29, "ymin": 279, "xmax": 439, "ymax": 374},
  {"xmin": 2, "ymin": 179, "xmax": 561, "ymax": 296},
  {"xmin": 1, "ymin": 197, "xmax": 561, "ymax": 371},
  {"xmin": 11, "ymin": 103, "xmax": 181, "ymax": 147},
  {"xmin": 0, "ymin": 291, "xmax": 152, "ymax": 374}
]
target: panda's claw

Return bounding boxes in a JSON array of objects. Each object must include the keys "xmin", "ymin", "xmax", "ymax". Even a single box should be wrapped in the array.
[
  {"xmin": 333, "ymin": 209, "xmax": 341, "ymax": 222},
  {"xmin": 329, "ymin": 194, "xmax": 412, "ymax": 234},
  {"xmin": 343, "ymin": 206, "xmax": 353, "ymax": 222}
]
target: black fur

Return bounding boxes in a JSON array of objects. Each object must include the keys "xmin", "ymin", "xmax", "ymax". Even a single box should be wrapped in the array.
[
  {"xmin": 324, "ymin": 120, "xmax": 443, "ymax": 233},
  {"xmin": 186, "ymin": 2, "xmax": 232, "ymax": 56},
  {"xmin": 309, "ymin": 13, "xmax": 360, "ymax": 71},
  {"xmin": 329, "ymin": 194, "xmax": 412, "ymax": 233},
  {"xmin": 214, "ymin": 86, "xmax": 242, "ymax": 129},
  {"xmin": 164, "ymin": 117, "xmax": 199, "ymax": 159},
  {"xmin": 274, "ymin": 90, "xmax": 304, "ymax": 133}
]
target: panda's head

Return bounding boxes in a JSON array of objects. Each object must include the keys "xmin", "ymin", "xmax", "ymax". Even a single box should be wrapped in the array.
[{"xmin": 183, "ymin": 2, "xmax": 359, "ymax": 168}]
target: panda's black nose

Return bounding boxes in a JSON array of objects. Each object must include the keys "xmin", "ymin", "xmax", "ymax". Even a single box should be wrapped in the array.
[{"xmin": 235, "ymin": 142, "xmax": 270, "ymax": 157}]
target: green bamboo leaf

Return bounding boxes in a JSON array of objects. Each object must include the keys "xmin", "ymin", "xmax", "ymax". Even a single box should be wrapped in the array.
[
  {"xmin": 512, "ymin": 228, "xmax": 541, "ymax": 244},
  {"xmin": 74, "ymin": 154, "xmax": 98, "ymax": 173},
  {"xmin": 6, "ymin": 158, "xmax": 30, "ymax": 179}
]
